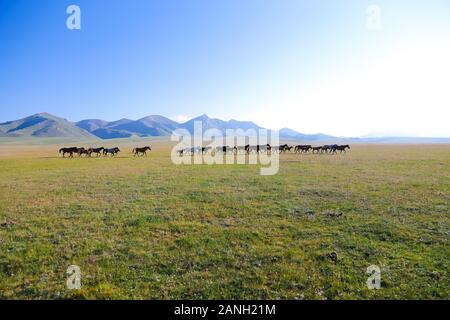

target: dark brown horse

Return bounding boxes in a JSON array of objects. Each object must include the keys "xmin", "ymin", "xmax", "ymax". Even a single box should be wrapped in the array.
[
  {"xmin": 312, "ymin": 146, "xmax": 322, "ymax": 153},
  {"xmin": 133, "ymin": 146, "xmax": 152, "ymax": 157},
  {"xmin": 276, "ymin": 144, "xmax": 288, "ymax": 153},
  {"xmin": 294, "ymin": 145, "xmax": 312, "ymax": 153},
  {"xmin": 59, "ymin": 147, "xmax": 77, "ymax": 158},
  {"xmin": 76, "ymin": 147, "xmax": 90, "ymax": 157}
]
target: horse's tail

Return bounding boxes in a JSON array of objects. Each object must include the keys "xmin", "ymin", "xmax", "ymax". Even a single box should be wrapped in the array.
[{"xmin": 59, "ymin": 148, "xmax": 63, "ymax": 153}]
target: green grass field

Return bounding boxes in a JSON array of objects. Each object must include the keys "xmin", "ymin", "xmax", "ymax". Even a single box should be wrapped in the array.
[{"xmin": 0, "ymin": 140, "xmax": 449, "ymax": 299}]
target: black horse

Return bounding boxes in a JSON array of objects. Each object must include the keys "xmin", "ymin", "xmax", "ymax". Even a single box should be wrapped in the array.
[
  {"xmin": 312, "ymin": 146, "xmax": 322, "ymax": 153},
  {"xmin": 201, "ymin": 146, "xmax": 212, "ymax": 154},
  {"xmin": 59, "ymin": 147, "xmax": 77, "ymax": 158},
  {"xmin": 284, "ymin": 146, "xmax": 293, "ymax": 153},
  {"xmin": 217, "ymin": 146, "xmax": 233, "ymax": 154},
  {"xmin": 103, "ymin": 147, "xmax": 120, "ymax": 156},
  {"xmin": 257, "ymin": 144, "xmax": 271, "ymax": 153},
  {"xmin": 88, "ymin": 147, "xmax": 104, "ymax": 157},
  {"xmin": 321, "ymin": 145, "xmax": 331, "ymax": 153},
  {"xmin": 133, "ymin": 146, "xmax": 151, "ymax": 157},
  {"xmin": 335, "ymin": 145, "xmax": 350, "ymax": 153},
  {"xmin": 295, "ymin": 145, "xmax": 312, "ymax": 153},
  {"xmin": 277, "ymin": 144, "xmax": 288, "ymax": 153},
  {"xmin": 329, "ymin": 144, "xmax": 339, "ymax": 154},
  {"xmin": 303, "ymin": 145, "xmax": 312, "ymax": 153}
]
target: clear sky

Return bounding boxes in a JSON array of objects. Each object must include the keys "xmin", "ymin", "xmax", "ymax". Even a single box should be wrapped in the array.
[{"xmin": 1, "ymin": 0, "xmax": 449, "ymax": 137}]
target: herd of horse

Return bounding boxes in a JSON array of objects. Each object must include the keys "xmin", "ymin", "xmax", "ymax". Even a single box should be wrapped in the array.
[
  {"xmin": 59, "ymin": 144, "xmax": 350, "ymax": 158},
  {"xmin": 176, "ymin": 144, "xmax": 351, "ymax": 155},
  {"xmin": 58, "ymin": 146, "xmax": 152, "ymax": 158}
]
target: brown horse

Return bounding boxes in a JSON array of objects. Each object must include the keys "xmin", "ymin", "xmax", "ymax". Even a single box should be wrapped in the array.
[
  {"xmin": 88, "ymin": 147, "xmax": 104, "ymax": 157},
  {"xmin": 76, "ymin": 147, "xmax": 90, "ymax": 157},
  {"xmin": 312, "ymin": 146, "xmax": 322, "ymax": 153},
  {"xmin": 59, "ymin": 147, "xmax": 77, "ymax": 158},
  {"xmin": 133, "ymin": 146, "xmax": 152, "ymax": 157}
]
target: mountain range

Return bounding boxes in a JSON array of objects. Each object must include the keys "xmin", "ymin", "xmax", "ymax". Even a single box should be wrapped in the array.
[
  {"xmin": 0, "ymin": 113, "xmax": 264, "ymax": 140},
  {"xmin": 1, "ymin": 112, "xmax": 449, "ymax": 143}
]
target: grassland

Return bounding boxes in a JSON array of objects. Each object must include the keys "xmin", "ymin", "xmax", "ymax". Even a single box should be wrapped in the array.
[{"xmin": 0, "ymin": 140, "xmax": 448, "ymax": 299}]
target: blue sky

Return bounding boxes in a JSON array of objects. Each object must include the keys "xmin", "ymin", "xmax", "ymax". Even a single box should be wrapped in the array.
[{"xmin": 1, "ymin": 0, "xmax": 449, "ymax": 137}]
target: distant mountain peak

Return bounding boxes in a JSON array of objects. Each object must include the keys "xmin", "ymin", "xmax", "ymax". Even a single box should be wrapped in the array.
[
  {"xmin": 190, "ymin": 114, "xmax": 210, "ymax": 121},
  {"xmin": 138, "ymin": 115, "xmax": 178, "ymax": 123},
  {"xmin": 36, "ymin": 112, "xmax": 52, "ymax": 117},
  {"xmin": 280, "ymin": 127, "xmax": 305, "ymax": 136}
]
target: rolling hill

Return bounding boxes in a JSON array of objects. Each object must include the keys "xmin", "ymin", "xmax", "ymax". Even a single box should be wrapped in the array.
[
  {"xmin": 179, "ymin": 114, "xmax": 262, "ymax": 134},
  {"xmin": 0, "ymin": 113, "xmax": 96, "ymax": 139},
  {"xmin": 111, "ymin": 115, "xmax": 179, "ymax": 136},
  {"xmin": 75, "ymin": 119, "xmax": 109, "ymax": 132},
  {"xmin": 76, "ymin": 115, "xmax": 179, "ymax": 139}
]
